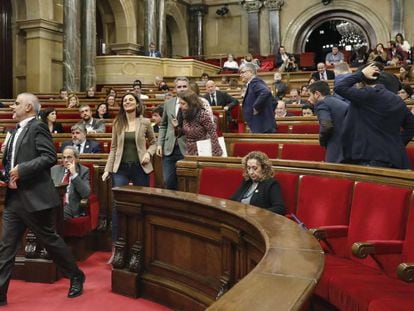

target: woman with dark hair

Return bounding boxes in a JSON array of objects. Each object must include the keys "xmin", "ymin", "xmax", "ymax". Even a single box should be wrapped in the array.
[
  {"xmin": 395, "ymin": 33, "xmax": 411, "ymax": 53},
  {"xmin": 230, "ymin": 151, "xmax": 285, "ymax": 215},
  {"xmin": 95, "ymin": 102, "xmax": 110, "ymax": 119},
  {"xmin": 175, "ymin": 90, "xmax": 222, "ymax": 156},
  {"xmin": 41, "ymin": 107, "xmax": 64, "ymax": 133},
  {"xmin": 101, "ymin": 92, "xmax": 156, "ymax": 261},
  {"xmin": 367, "ymin": 43, "xmax": 388, "ymax": 63}
]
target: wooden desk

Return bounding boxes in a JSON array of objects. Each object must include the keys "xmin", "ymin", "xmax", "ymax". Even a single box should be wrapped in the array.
[{"xmin": 111, "ymin": 186, "xmax": 323, "ymax": 310}]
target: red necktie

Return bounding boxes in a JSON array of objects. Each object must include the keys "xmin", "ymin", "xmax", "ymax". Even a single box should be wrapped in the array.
[{"xmin": 62, "ymin": 170, "xmax": 71, "ymax": 205}]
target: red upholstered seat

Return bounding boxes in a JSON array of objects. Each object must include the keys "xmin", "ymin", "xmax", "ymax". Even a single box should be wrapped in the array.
[
  {"xmin": 63, "ymin": 193, "xmax": 99, "ymax": 237},
  {"xmin": 296, "ymin": 175, "xmax": 353, "ymax": 229},
  {"xmin": 280, "ymin": 144, "xmax": 326, "ymax": 161},
  {"xmin": 198, "ymin": 167, "xmax": 243, "ymax": 199},
  {"xmin": 406, "ymin": 146, "xmax": 414, "ymax": 170},
  {"xmin": 276, "ymin": 124, "xmax": 290, "ymax": 133},
  {"xmin": 274, "ymin": 172, "xmax": 299, "ymax": 216},
  {"xmin": 369, "ymin": 295, "xmax": 414, "ymax": 311},
  {"xmin": 290, "ymin": 123, "xmax": 320, "ymax": 134},
  {"xmin": 232, "ymin": 142, "xmax": 279, "ymax": 158},
  {"xmin": 315, "ymin": 182, "xmax": 411, "ymax": 301}
]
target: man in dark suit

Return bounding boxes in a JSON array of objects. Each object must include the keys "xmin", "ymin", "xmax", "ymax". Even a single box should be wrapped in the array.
[
  {"xmin": 51, "ymin": 146, "xmax": 90, "ymax": 220},
  {"xmin": 60, "ymin": 124, "xmax": 101, "ymax": 153},
  {"xmin": 0, "ymin": 93, "xmax": 85, "ymax": 305},
  {"xmin": 76, "ymin": 104, "xmax": 105, "ymax": 133},
  {"xmin": 334, "ymin": 63, "xmax": 414, "ymax": 169},
  {"xmin": 203, "ymin": 80, "xmax": 238, "ymax": 130},
  {"xmin": 144, "ymin": 42, "xmax": 161, "ymax": 58},
  {"xmin": 240, "ymin": 63, "xmax": 276, "ymax": 133},
  {"xmin": 311, "ymin": 63, "xmax": 335, "ymax": 81},
  {"xmin": 308, "ymin": 81, "xmax": 349, "ymax": 163}
]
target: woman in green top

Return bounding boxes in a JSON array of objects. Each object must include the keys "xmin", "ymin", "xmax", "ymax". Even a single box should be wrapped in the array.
[{"xmin": 102, "ymin": 92, "xmax": 156, "ymax": 253}]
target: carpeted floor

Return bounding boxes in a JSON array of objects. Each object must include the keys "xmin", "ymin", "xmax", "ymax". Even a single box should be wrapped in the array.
[{"xmin": 6, "ymin": 252, "xmax": 172, "ymax": 311}]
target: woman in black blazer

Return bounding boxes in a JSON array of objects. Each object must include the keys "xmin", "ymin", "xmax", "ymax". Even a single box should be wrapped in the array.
[
  {"xmin": 40, "ymin": 107, "xmax": 64, "ymax": 133},
  {"xmin": 230, "ymin": 151, "xmax": 285, "ymax": 215}
]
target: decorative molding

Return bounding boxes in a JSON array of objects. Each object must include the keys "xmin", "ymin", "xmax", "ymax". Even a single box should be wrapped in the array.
[
  {"xmin": 128, "ymin": 241, "xmax": 143, "ymax": 273},
  {"xmin": 265, "ymin": 0, "xmax": 284, "ymax": 11},
  {"xmin": 242, "ymin": 0, "xmax": 263, "ymax": 13},
  {"xmin": 189, "ymin": 4, "xmax": 207, "ymax": 15}
]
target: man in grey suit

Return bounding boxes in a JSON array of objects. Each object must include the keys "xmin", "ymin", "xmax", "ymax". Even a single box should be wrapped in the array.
[
  {"xmin": 156, "ymin": 77, "xmax": 188, "ymax": 189},
  {"xmin": 76, "ymin": 104, "xmax": 105, "ymax": 133},
  {"xmin": 0, "ymin": 93, "xmax": 84, "ymax": 306},
  {"xmin": 51, "ymin": 146, "xmax": 90, "ymax": 220}
]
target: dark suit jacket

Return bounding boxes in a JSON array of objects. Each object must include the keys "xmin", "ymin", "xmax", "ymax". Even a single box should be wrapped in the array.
[
  {"xmin": 315, "ymin": 95, "xmax": 349, "ymax": 163},
  {"xmin": 311, "ymin": 70, "xmax": 335, "ymax": 81},
  {"xmin": 52, "ymin": 122, "xmax": 64, "ymax": 134},
  {"xmin": 60, "ymin": 139, "xmax": 101, "ymax": 153},
  {"xmin": 230, "ymin": 178, "xmax": 285, "ymax": 215},
  {"xmin": 76, "ymin": 118, "xmax": 105, "ymax": 133},
  {"xmin": 51, "ymin": 164, "xmax": 90, "ymax": 218},
  {"xmin": 2, "ymin": 118, "xmax": 60, "ymax": 212},
  {"xmin": 275, "ymin": 53, "xmax": 291, "ymax": 68},
  {"xmin": 203, "ymin": 90, "xmax": 238, "ymax": 110},
  {"xmin": 334, "ymin": 71, "xmax": 414, "ymax": 169},
  {"xmin": 242, "ymin": 77, "xmax": 276, "ymax": 133}
]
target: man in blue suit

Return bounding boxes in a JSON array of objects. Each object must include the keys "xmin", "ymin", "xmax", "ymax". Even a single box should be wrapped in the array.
[
  {"xmin": 60, "ymin": 124, "xmax": 101, "ymax": 154},
  {"xmin": 334, "ymin": 62, "xmax": 414, "ymax": 169},
  {"xmin": 240, "ymin": 63, "xmax": 276, "ymax": 133},
  {"xmin": 308, "ymin": 81, "xmax": 349, "ymax": 163},
  {"xmin": 144, "ymin": 42, "xmax": 161, "ymax": 58}
]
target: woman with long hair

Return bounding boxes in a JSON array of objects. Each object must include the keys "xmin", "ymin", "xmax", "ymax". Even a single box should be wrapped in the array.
[
  {"xmin": 40, "ymin": 107, "xmax": 64, "ymax": 133},
  {"xmin": 102, "ymin": 92, "xmax": 156, "ymax": 262},
  {"xmin": 94, "ymin": 102, "xmax": 110, "ymax": 119},
  {"xmin": 175, "ymin": 90, "xmax": 222, "ymax": 156}
]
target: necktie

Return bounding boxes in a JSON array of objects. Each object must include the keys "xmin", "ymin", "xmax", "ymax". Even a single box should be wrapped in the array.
[
  {"xmin": 211, "ymin": 94, "xmax": 216, "ymax": 106},
  {"xmin": 62, "ymin": 170, "xmax": 71, "ymax": 206},
  {"xmin": 4, "ymin": 125, "xmax": 20, "ymax": 182},
  {"xmin": 320, "ymin": 73, "xmax": 324, "ymax": 80},
  {"xmin": 76, "ymin": 144, "xmax": 81, "ymax": 153}
]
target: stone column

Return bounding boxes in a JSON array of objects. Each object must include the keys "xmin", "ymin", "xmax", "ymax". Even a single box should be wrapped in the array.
[
  {"xmin": 158, "ymin": 0, "xmax": 166, "ymax": 57},
  {"xmin": 63, "ymin": 0, "xmax": 81, "ymax": 92},
  {"xmin": 144, "ymin": 0, "xmax": 158, "ymax": 51},
  {"xmin": 81, "ymin": 0, "xmax": 96, "ymax": 91},
  {"xmin": 265, "ymin": 0, "xmax": 284, "ymax": 55},
  {"xmin": 242, "ymin": 0, "xmax": 263, "ymax": 56},
  {"xmin": 391, "ymin": 0, "xmax": 403, "ymax": 36},
  {"xmin": 189, "ymin": 5, "xmax": 207, "ymax": 58}
]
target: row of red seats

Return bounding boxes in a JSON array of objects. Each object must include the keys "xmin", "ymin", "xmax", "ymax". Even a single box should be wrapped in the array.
[{"xmin": 196, "ymin": 166, "xmax": 414, "ymax": 310}]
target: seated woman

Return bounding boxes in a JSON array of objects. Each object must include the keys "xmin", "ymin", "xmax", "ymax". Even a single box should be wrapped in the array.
[
  {"xmin": 395, "ymin": 33, "xmax": 411, "ymax": 54},
  {"xmin": 105, "ymin": 94, "xmax": 117, "ymax": 108},
  {"xmin": 223, "ymin": 54, "xmax": 239, "ymax": 72},
  {"xmin": 67, "ymin": 93, "xmax": 80, "ymax": 108},
  {"xmin": 95, "ymin": 102, "xmax": 110, "ymax": 119},
  {"xmin": 175, "ymin": 90, "xmax": 222, "ymax": 156},
  {"xmin": 41, "ymin": 107, "xmax": 64, "ymax": 133},
  {"xmin": 230, "ymin": 151, "xmax": 285, "ymax": 215},
  {"xmin": 367, "ymin": 43, "xmax": 387, "ymax": 64},
  {"xmin": 241, "ymin": 53, "xmax": 260, "ymax": 70}
]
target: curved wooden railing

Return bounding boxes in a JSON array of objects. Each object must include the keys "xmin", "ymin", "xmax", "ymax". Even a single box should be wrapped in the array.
[{"xmin": 111, "ymin": 186, "xmax": 324, "ymax": 311}]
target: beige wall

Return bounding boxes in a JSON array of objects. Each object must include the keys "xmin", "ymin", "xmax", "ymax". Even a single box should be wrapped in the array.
[{"xmin": 8, "ymin": 0, "xmax": 414, "ymax": 95}]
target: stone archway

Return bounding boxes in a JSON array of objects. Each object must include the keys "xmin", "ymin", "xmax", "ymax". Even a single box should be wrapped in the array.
[
  {"xmin": 282, "ymin": 0, "xmax": 390, "ymax": 53},
  {"xmin": 165, "ymin": 1, "xmax": 188, "ymax": 57}
]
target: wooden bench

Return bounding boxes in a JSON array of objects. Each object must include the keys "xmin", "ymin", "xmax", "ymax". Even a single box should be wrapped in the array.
[{"xmin": 175, "ymin": 156, "xmax": 414, "ymax": 311}]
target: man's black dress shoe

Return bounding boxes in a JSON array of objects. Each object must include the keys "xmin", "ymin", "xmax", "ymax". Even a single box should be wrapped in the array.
[
  {"xmin": 68, "ymin": 272, "xmax": 85, "ymax": 298},
  {"xmin": 0, "ymin": 295, "xmax": 7, "ymax": 306}
]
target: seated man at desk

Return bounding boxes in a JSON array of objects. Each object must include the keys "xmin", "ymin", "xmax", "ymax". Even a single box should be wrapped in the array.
[
  {"xmin": 51, "ymin": 146, "xmax": 90, "ymax": 220},
  {"xmin": 60, "ymin": 124, "xmax": 101, "ymax": 153}
]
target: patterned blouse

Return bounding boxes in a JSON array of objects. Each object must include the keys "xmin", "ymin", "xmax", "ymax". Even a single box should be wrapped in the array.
[{"xmin": 182, "ymin": 109, "xmax": 222, "ymax": 156}]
